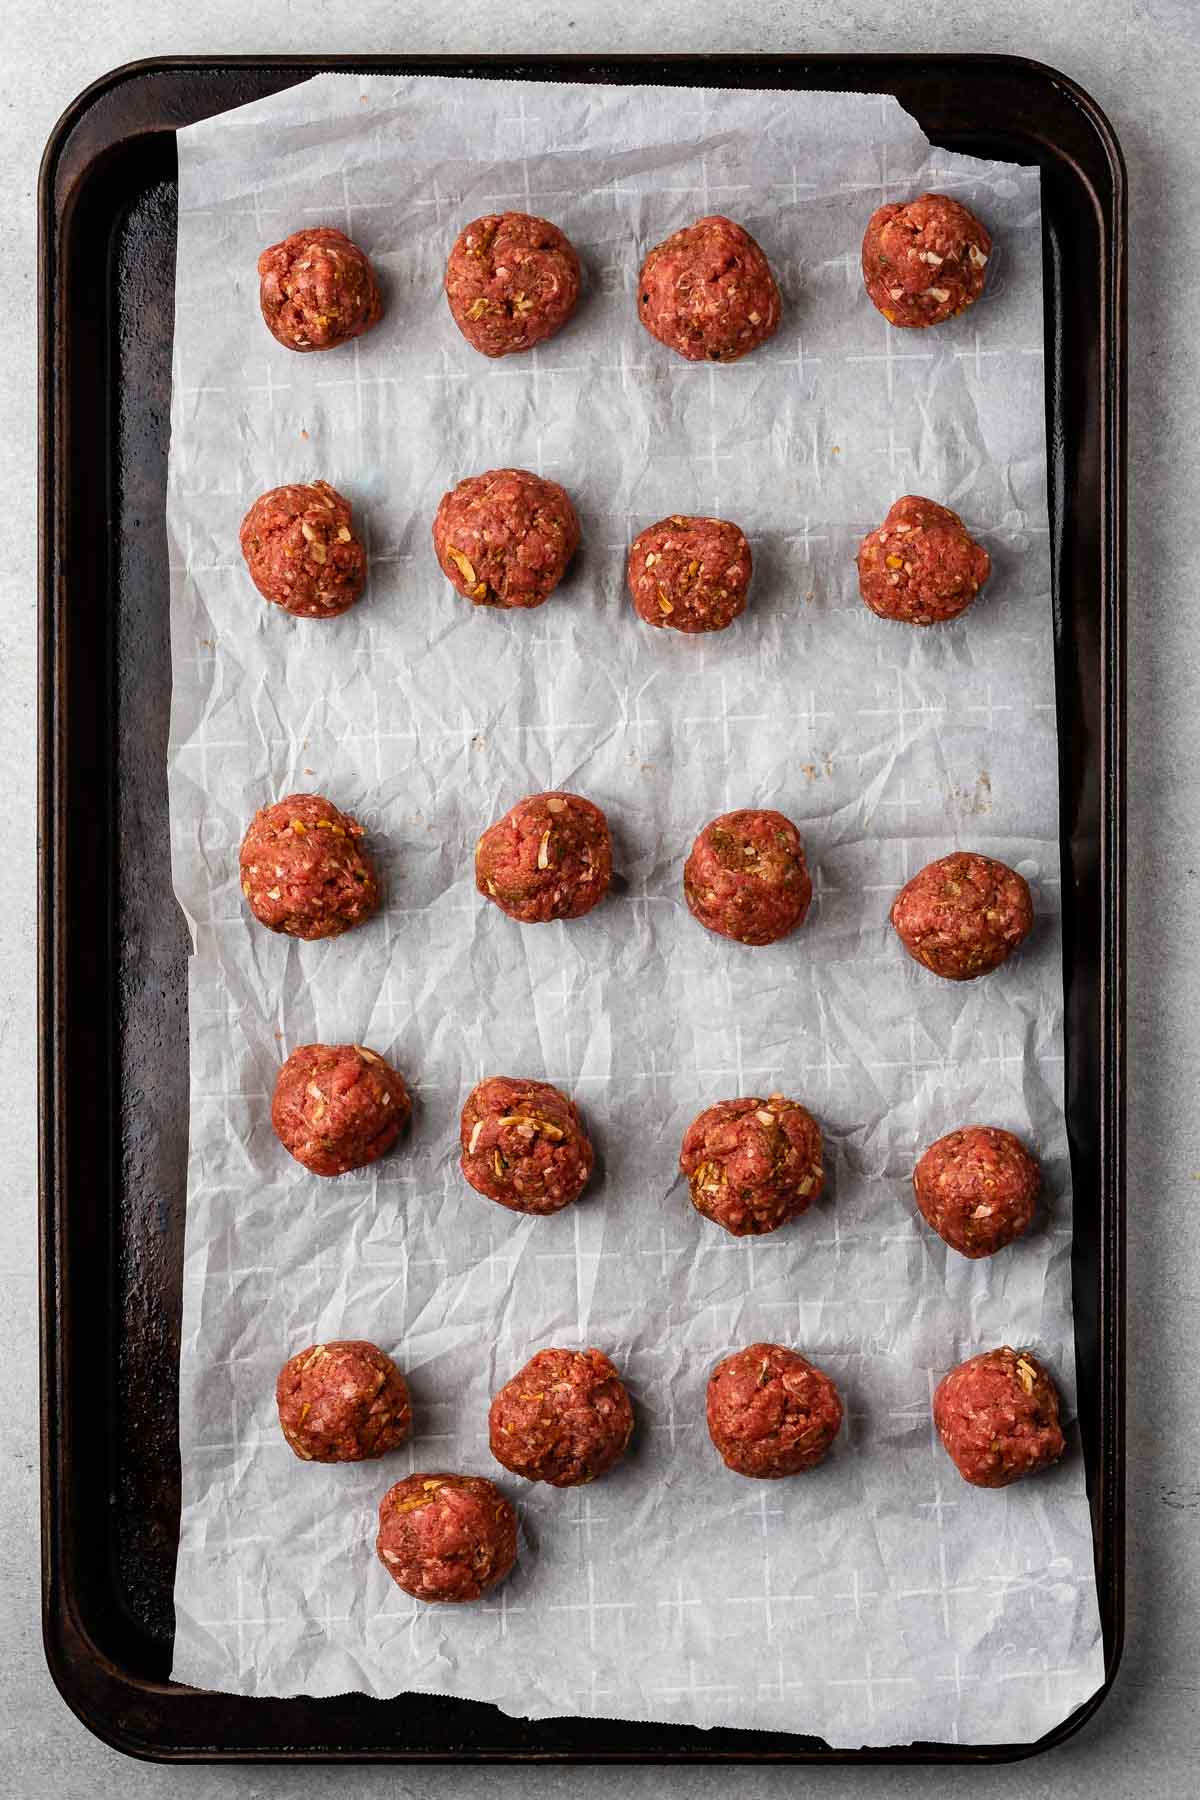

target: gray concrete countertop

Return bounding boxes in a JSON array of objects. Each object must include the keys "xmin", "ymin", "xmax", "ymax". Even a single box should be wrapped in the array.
[{"xmin": 3, "ymin": 2, "xmax": 1194, "ymax": 1794}]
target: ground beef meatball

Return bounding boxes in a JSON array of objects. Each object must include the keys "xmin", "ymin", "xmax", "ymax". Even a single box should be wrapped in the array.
[
  {"xmin": 272, "ymin": 1043, "xmax": 411, "ymax": 1177},
  {"xmin": 257, "ymin": 226, "xmax": 383, "ymax": 351},
  {"xmin": 933, "ymin": 1347, "xmax": 1066, "ymax": 1488},
  {"xmin": 914, "ymin": 1125, "xmax": 1041, "ymax": 1258},
  {"xmin": 638, "ymin": 216, "xmax": 781, "ymax": 363},
  {"xmin": 376, "ymin": 1473, "xmax": 517, "ymax": 1603},
  {"xmin": 627, "ymin": 515, "xmax": 752, "ymax": 633},
  {"xmin": 862, "ymin": 192, "xmax": 992, "ymax": 329},
  {"xmin": 707, "ymin": 1344, "xmax": 843, "ymax": 1479},
  {"xmin": 239, "ymin": 793, "xmax": 379, "ymax": 940},
  {"xmin": 856, "ymin": 495, "xmax": 990, "ymax": 627},
  {"xmin": 460, "ymin": 1075, "xmax": 593, "ymax": 1216},
  {"xmin": 476, "ymin": 791, "xmax": 611, "ymax": 924},
  {"xmin": 239, "ymin": 481, "xmax": 367, "ymax": 619},
  {"xmin": 680, "ymin": 1096, "xmax": 824, "ymax": 1237},
  {"xmin": 684, "ymin": 809, "xmax": 812, "ymax": 946},
  {"xmin": 432, "ymin": 468, "xmax": 580, "ymax": 609},
  {"xmin": 891, "ymin": 851, "xmax": 1033, "ymax": 980},
  {"xmin": 489, "ymin": 1348, "xmax": 634, "ymax": 1486},
  {"xmin": 276, "ymin": 1339, "xmax": 411, "ymax": 1463},
  {"xmin": 445, "ymin": 211, "xmax": 581, "ymax": 357}
]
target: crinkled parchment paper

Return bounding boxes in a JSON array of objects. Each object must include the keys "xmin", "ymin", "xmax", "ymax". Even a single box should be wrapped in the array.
[{"xmin": 166, "ymin": 74, "xmax": 1104, "ymax": 1748}]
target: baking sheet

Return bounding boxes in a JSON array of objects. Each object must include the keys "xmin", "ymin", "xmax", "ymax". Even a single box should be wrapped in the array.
[{"xmin": 166, "ymin": 73, "xmax": 1104, "ymax": 1748}]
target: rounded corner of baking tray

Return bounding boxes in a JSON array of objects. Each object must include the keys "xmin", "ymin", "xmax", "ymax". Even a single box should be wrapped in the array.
[
  {"xmin": 40, "ymin": 1598, "xmax": 181, "ymax": 1766},
  {"xmin": 1049, "ymin": 1682, "xmax": 1126, "ymax": 1759},
  {"xmin": 1010, "ymin": 1643, "xmax": 1127, "ymax": 1764},
  {"xmin": 39, "ymin": 56, "xmax": 181, "ymax": 193},
  {"xmin": 980, "ymin": 54, "xmax": 1127, "ymax": 193}
]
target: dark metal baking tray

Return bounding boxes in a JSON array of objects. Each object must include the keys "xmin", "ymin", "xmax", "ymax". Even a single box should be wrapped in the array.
[{"xmin": 38, "ymin": 52, "xmax": 1126, "ymax": 1764}]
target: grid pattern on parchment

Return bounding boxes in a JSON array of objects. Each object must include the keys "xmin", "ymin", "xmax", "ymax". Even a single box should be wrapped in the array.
[{"xmin": 166, "ymin": 75, "xmax": 1103, "ymax": 1749}]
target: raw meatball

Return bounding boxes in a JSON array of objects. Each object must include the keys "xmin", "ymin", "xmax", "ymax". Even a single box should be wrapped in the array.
[
  {"xmin": 489, "ymin": 1347, "xmax": 634, "ymax": 1486},
  {"xmin": 239, "ymin": 480, "xmax": 367, "ymax": 619},
  {"xmin": 638, "ymin": 215, "xmax": 781, "ymax": 362},
  {"xmin": 891, "ymin": 851, "xmax": 1033, "ymax": 980},
  {"xmin": 239, "ymin": 793, "xmax": 379, "ymax": 940},
  {"xmin": 684, "ymin": 809, "xmax": 812, "ymax": 946},
  {"xmin": 276, "ymin": 1339, "xmax": 411, "ymax": 1463},
  {"xmin": 476, "ymin": 791, "xmax": 611, "ymax": 923},
  {"xmin": 272, "ymin": 1043, "xmax": 411, "ymax": 1177},
  {"xmin": 376, "ymin": 1473, "xmax": 517, "ymax": 1603},
  {"xmin": 856, "ymin": 495, "xmax": 990, "ymax": 626},
  {"xmin": 627, "ymin": 515, "xmax": 752, "ymax": 633},
  {"xmin": 445, "ymin": 211, "xmax": 581, "ymax": 356},
  {"xmin": 707, "ymin": 1343, "xmax": 843, "ymax": 1479},
  {"xmin": 914, "ymin": 1125, "xmax": 1041, "ymax": 1258},
  {"xmin": 933, "ymin": 1347, "xmax": 1065, "ymax": 1488},
  {"xmin": 257, "ymin": 225, "xmax": 383, "ymax": 351},
  {"xmin": 460, "ymin": 1075, "xmax": 593, "ymax": 1216},
  {"xmin": 680, "ymin": 1096, "xmax": 824, "ymax": 1237},
  {"xmin": 432, "ymin": 467, "xmax": 580, "ymax": 609},
  {"xmin": 862, "ymin": 192, "xmax": 992, "ymax": 329}
]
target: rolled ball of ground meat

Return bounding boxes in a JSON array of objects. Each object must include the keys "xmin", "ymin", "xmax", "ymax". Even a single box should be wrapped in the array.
[
  {"xmin": 239, "ymin": 793, "xmax": 379, "ymax": 940},
  {"xmin": 707, "ymin": 1343, "xmax": 843, "ymax": 1479},
  {"xmin": 933, "ymin": 1347, "xmax": 1065, "ymax": 1488},
  {"xmin": 638, "ymin": 215, "xmax": 781, "ymax": 362},
  {"xmin": 445, "ymin": 211, "xmax": 581, "ymax": 357},
  {"xmin": 680, "ymin": 1096, "xmax": 824, "ymax": 1237},
  {"xmin": 627, "ymin": 515, "xmax": 752, "ymax": 633},
  {"xmin": 272, "ymin": 1043, "xmax": 411, "ymax": 1177},
  {"xmin": 258, "ymin": 226, "xmax": 383, "ymax": 351},
  {"xmin": 862, "ymin": 192, "xmax": 991, "ymax": 329},
  {"xmin": 476, "ymin": 791, "xmax": 611, "ymax": 923},
  {"xmin": 891, "ymin": 851, "xmax": 1033, "ymax": 981},
  {"xmin": 376, "ymin": 1473, "xmax": 518, "ymax": 1602},
  {"xmin": 432, "ymin": 468, "xmax": 580, "ymax": 609},
  {"xmin": 489, "ymin": 1347, "xmax": 634, "ymax": 1486},
  {"xmin": 684, "ymin": 809, "xmax": 812, "ymax": 946},
  {"xmin": 460, "ymin": 1075, "xmax": 593, "ymax": 1216},
  {"xmin": 914, "ymin": 1125, "xmax": 1041, "ymax": 1258},
  {"xmin": 239, "ymin": 480, "xmax": 367, "ymax": 619},
  {"xmin": 856, "ymin": 495, "xmax": 990, "ymax": 627},
  {"xmin": 276, "ymin": 1339, "xmax": 411, "ymax": 1463}
]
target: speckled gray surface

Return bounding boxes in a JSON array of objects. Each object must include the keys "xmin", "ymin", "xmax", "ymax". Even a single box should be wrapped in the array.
[{"xmin": 3, "ymin": 1, "xmax": 1196, "ymax": 1794}]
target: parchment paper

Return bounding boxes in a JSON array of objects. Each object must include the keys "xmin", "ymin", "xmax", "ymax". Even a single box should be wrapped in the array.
[{"xmin": 166, "ymin": 74, "xmax": 1104, "ymax": 1748}]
